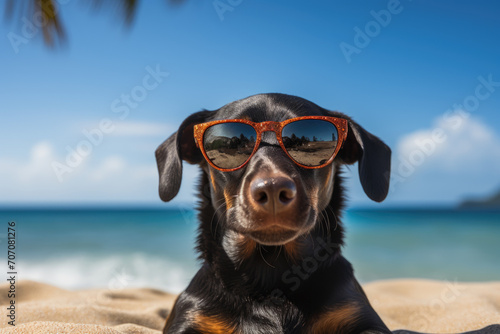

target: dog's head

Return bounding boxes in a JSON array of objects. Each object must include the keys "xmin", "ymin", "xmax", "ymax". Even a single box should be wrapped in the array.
[{"xmin": 156, "ymin": 94, "xmax": 390, "ymax": 250}]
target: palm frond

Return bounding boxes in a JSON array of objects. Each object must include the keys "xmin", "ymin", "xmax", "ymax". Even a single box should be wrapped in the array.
[
  {"xmin": 4, "ymin": 0, "xmax": 186, "ymax": 48},
  {"xmin": 5, "ymin": 0, "xmax": 65, "ymax": 47}
]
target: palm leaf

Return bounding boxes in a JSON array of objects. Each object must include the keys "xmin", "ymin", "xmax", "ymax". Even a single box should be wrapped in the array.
[{"xmin": 4, "ymin": 0, "xmax": 185, "ymax": 48}]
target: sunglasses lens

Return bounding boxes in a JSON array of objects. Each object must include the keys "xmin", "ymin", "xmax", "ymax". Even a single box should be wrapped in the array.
[
  {"xmin": 203, "ymin": 122, "xmax": 257, "ymax": 169},
  {"xmin": 282, "ymin": 119, "xmax": 339, "ymax": 167}
]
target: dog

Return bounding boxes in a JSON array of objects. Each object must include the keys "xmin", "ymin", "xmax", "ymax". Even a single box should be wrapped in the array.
[{"xmin": 156, "ymin": 93, "xmax": 500, "ymax": 334}]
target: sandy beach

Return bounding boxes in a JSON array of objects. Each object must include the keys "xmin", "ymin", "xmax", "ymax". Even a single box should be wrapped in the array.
[{"xmin": 1, "ymin": 279, "xmax": 499, "ymax": 333}]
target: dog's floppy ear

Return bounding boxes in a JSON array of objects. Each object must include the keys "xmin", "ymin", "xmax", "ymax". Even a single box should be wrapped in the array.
[
  {"xmin": 155, "ymin": 110, "xmax": 211, "ymax": 202},
  {"xmin": 338, "ymin": 120, "xmax": 391, "ymax": 202}
]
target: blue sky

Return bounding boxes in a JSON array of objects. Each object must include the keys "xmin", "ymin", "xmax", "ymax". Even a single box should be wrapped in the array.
[{"xmin": 1, "ymin": 0, "xmax": 500, "ymax": 207}]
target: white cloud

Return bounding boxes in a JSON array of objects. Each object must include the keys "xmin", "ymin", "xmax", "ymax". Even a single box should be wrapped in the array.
[
  {"xmin": 0, "ymin": 139, "xmax": 200, "ymax": 206},
  {"xmin": 111, "ymin": 121, "xmax": 172, "ymax": 137},
  {"xmin": 0, "ymin": 141, "xmax": 156, "ymax": 204},
  {"xmin": 396, "ymin": 114, "xmax": 500, "ymax": 173},
  {"xmin": 0, "ymin": 141, "xmax": 58, "ymax": 185},
  {"xmin": 89, "ymin": 156, "xmax": 126, "ymax": 181},
  {"xmin": 388, "ymin": 114, "xmax": 500, "ymax": 204}
]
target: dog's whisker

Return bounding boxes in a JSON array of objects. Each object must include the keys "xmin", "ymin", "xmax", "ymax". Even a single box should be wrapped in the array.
[
  {"xmin": 318, "ymin": 203, "xmax": 336, "ymax": 238},
  {"xmin": 209, "ymin": 199, "xmax": 225, "ymax": 226},
  {"xmin": 322, "ymin": 208, "xmax": 332, "ymax": 237},
  {"xmin": 317, "ymin": 208, "xmax": 327, "ymax": 235},
  {"xmin": 325, "ymin": 204, "xmax": 339, "ymax": 232},
  {"xmin": 209, "ymin": 199, "xmax": 227, "ymax": 237},
  {"xmin": 258, "ymin": 245, "xmax": 276, "ymax": 269},
  {"xmin": 275, "ymin": 245, "xmax": 283, "ymax": 261}
]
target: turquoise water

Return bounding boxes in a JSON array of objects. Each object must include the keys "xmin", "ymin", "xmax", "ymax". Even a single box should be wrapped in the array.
[
  {"xmin": 0, "ymin": 208, "xmax": 498, "ymax": 293},
  {"xmin": 343, "ymin": 209, "xmax": 500, "ymax": 283}
]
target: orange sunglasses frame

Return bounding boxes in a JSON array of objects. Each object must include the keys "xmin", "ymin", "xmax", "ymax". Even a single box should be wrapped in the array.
[{"xmin": 193, "ymin": 116, "xmax": 349, "ymax": 172}]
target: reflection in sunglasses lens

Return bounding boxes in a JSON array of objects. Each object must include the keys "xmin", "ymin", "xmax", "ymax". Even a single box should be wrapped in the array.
[
  {"xmin": 282, "ymin": 120, "xmax": 338, "ymax": 167},
  {"xmin": 203, "ymin": 123, "xmax": 257, "ymax": 169}
]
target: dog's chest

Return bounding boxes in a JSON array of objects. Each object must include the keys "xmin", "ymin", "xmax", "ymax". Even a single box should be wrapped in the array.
[{"xmin": 232, "ymin": 299, "xmax": 303, "ymax": 334}]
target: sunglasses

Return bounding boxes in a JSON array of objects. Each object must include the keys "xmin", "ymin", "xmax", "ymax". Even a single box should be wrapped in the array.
[{"xmin": 193, "ymin": 116, "xmax": 348, "ymax": 172}]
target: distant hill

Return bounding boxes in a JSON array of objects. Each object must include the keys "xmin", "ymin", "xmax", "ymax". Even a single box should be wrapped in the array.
[{"xmin": 459, "ymin": 188, "xmax": 500, "ymax": 209}]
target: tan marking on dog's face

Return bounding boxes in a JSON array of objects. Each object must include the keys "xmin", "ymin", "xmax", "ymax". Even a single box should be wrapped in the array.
[
  {"xmin": 193, "ymin": 314, "xmax": 237, "ymax": 334},
  {"xmin": 308, "ymin": 304, "xmax": 360, "ymax": 334},
  {"xmin": 224, "ymin": 188, "xmax": 235, "ymax": 210},
  {"xmin": 209, "ymin": 169, "xmax": 217, "ymax": 193}
]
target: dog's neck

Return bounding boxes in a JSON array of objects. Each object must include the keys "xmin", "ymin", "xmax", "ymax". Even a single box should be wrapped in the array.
[{"xmin": 194, "ymin": 170, "xmax": 347, "ymax": 297}]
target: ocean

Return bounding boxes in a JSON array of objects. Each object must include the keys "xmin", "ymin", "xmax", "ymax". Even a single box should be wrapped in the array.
[{"xmin": 1, "ymin": 207, "xmax": 499, "ymax": 294}]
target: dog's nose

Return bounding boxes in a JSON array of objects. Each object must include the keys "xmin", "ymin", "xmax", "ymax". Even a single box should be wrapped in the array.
[{"xmin": 250, "ymin": 176, "xmax": 297, "ymax": 214}]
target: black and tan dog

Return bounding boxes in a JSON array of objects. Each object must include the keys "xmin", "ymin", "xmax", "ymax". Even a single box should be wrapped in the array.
[{"xmin": 156, "ymin": 93, "xmax": 500, "ymax": 334}]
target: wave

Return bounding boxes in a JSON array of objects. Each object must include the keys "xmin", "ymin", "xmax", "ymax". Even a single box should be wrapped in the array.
[{"xmin": 19, "ymin": 252, "xmax": 198, "ymax": 294}]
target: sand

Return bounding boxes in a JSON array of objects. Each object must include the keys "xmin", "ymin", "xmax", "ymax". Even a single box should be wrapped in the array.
[{"xmin": 1, "ymin": 279, "xmax": 499, "ymax": 333}]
